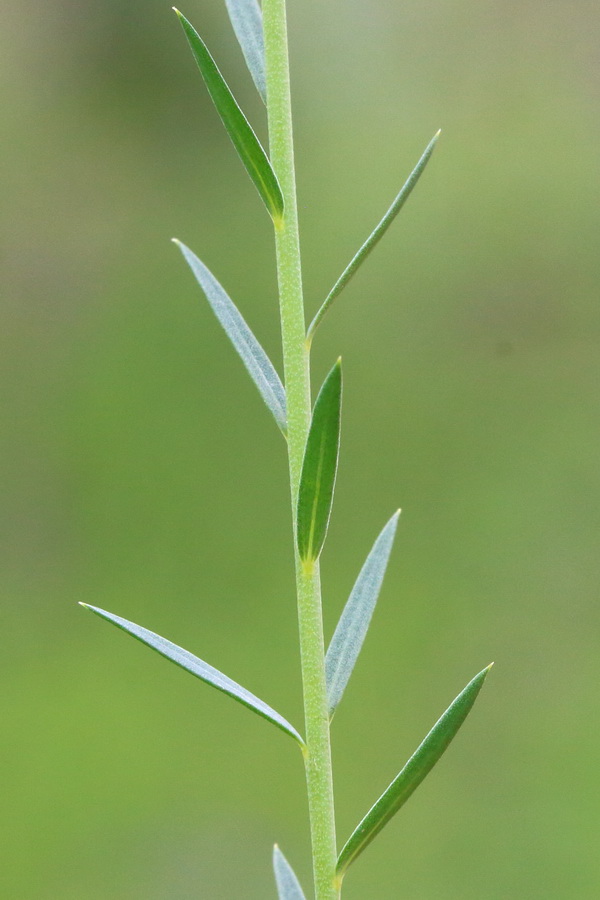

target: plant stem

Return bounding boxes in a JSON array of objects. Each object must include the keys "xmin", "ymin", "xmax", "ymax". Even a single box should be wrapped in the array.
[{"xmin": 262, "ymin": 1, "xmax": 338, "ymax": 897}]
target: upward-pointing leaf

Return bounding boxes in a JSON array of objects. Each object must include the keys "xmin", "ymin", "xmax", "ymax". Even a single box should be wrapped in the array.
[
  {"xmin": 272, "ymin": 846, "xmax": 307, "ymax": 900},
  {"xmin": 174, "ymin": 239, "xmax": 287, "ymax": 435},
  {"xmin": 336, "ymin": 665, "xmax": 492, "ymax": 878},
  {"xmin": 79, "ymin": 604, "xmax": 304, "ymax": 746},
  {"xmin": 296, "ymin": 360, "xmax": 342, "ymax": 564},
  {"xmin": 174, "ymin": 9, "xmax": 283, "ymax": 223},
  {"xmin": 326, "ymin": 510, "xmax": 400, "ymax": 717},
  {"xmin": 224, "ymin": 0, "xmax": 267, "ymax": 103},
  {"xmin": 307, "ymin": 131, "xmax": 440, "ymax": 341}
]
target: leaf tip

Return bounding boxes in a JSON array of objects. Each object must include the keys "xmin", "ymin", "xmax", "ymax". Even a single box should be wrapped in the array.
[{"xmin": 331, "ymin": 356, "xmax": 343, "ymax": 382}]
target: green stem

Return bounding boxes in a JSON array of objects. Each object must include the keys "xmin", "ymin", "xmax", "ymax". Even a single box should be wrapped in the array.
[{"xmin": 262, "ymin": 1, "xmax": 338, "ymax": 897}]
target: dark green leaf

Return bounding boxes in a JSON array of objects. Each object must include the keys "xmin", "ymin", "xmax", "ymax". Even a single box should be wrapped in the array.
[
  {"xmin": 224, "ymin": 0, "xmax": 266, "ymax": 103},
  {"xmin": 296, "ymin": 360, "xmax": 342, "ymax": 564},
  {"xmin": 307, "ymin": 131, "xmax": 440, "ymax": 341},
  {"xmin": 174, "ymin": 239, "xmax": 287, "ymax": 434},
  {"xmin": 273, "ymin": 846, "xmax": 307, "ymax": 899},
  {"xmin": 337, "ymin": 664, "xmax": 492, "ymax": 877},
  {"xmin": 326, "ymin": 511, "xmax": 400, "ymax": 717},
  {"xmin": 174, "ymin": 8, "xmax": 283, "ymax": 222},
  {"xmin": 80, "ymin": 604, "xmax": 304, "ymax": 746}
]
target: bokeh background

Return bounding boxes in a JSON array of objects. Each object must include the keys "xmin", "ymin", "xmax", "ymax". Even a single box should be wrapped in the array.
[{"xmin": 2, "ymin": 0, "xmax": 599, "ymax": 897}]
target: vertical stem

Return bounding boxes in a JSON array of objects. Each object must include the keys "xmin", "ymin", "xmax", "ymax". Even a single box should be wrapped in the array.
[{"xmin": 262, "ymin": 2, "xmax": 338, "ymax": 897}]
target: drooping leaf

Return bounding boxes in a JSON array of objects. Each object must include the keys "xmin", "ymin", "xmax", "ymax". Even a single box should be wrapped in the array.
[
  {"xmin": 307, "ymin": 131, "xmax": 441, "ymax": 341},
  {"xmin": 80, "ymin": 603, "xmax": 304, "ymax": 746},
  {"xmin": 174, "ymin": 9, "xmax": 283, "ymax": 223},
  {"xmin": 272, "ymin": 846, "xmax": 307, "ymax": 900},
  {"xmin": 326, "ymin": 510, "xmax": 400, "ymax": 717},
  {"xmin": 296, "ymin": 360, "xmax": 342, "ymax": 564},
  {"xmin": 337, "ymin": 664, "xmax": 492, "ymax": 878},
  {"xmin": 174, "ymin": 239, "xmax": 287, "ymax": 434},
  {"xmin": 224, "ymin": 0, "xmax": 266, "ymax": 103}
]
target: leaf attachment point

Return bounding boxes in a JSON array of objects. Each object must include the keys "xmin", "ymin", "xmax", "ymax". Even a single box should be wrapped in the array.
[
  {"xmin": 224, "ymin": 0, "xmax": 267, "ymax": 103},
  {"xmin": 272, "ymin": 845, "xmax": 307, "ymax": 900},
  {"xmin": 326, "ymin": 510, "xmax": 400, "ymax": 717},
  {"xmin": 79, "ymin": 603, "xmax": 304, "ymax": 747},
  {"xmin": 296, "ymin": 360, "xmax": 342, "ymax": 565},
  {"xmin": 174, "ymin": 8, "xmax": 283, "ymax": 222},
  {"xmin": 174, "ymin": 239, "xmax": 287, "ymax": 434},
  {"xmin": 307, "ymin": 130, "xmax": 441, "ymax": 342},
  {"xmin": 336, "ymin": 663, "xmax": 493, "ymax": 879}
]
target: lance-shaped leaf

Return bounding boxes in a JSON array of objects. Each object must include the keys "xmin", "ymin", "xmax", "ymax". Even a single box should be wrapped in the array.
[
  {"xmin": 337, "ymin": 664, "xmax": 492, "ymax": 878},
  {"xmin": 272, "ymin": 846, "xmax": 307, "ymax": 900},
  {"xmin": 296, "ymin": 360, "xmax": 342, "ymax": 564},
  {"xmin": 326, "ymin": 510, "xmax": 400, "ymax": 717},
  {"xmin": 174, "ymin": 9, "xmax": 283, "ymax": 223},
  {"xmin": 174, "ymin": 239, "xmax": 287, "ymax": 434},
  {"xmin": 224, "ymin": 0, "xmax": 266, "ymax": 103},
  {"xmin": 80, "ymin": 603, "xmax": 304, "ymax": 746},
  {"xmin": 307, "ymin": 131, "xmax": 441, "ymax": 342}
]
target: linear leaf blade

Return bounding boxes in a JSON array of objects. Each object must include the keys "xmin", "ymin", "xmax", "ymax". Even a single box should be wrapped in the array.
[
  {"xmin": 337, "ymin": 664, "xmax": 492, "ymax": 877},
  {"xmin": 326, "ymin": 510, "xmax": 400, "ymax": 717},
  {"xmin": 80, "ymin": 603, "xmax": 304, "ymax": 746},
  {"xmin": 174, "ymin": 239, "xmax": 287, "ymax": 434},
  {"xmin": 296, "ymin": 360, "xmax": 342, "ymax": 564},
  {"xmin": 307, "ymin": 131, "xmax": 440, "ymax": 341},
  {"xmin": 174, "ymin": 9, "xmax": 283, "ymax": 222},
  {"xmin": 224, "ymin": 0, "xmax": 266, "ymax": 103},
  {"xmin": 272, "ymin": 846, "xmax": 307, "ymax": 900}
]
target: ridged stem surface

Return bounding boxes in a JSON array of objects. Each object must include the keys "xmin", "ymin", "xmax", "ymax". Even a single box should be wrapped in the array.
[{"xmin": 263, "ymin": 1, "xmax": 338, "ymax": 896}]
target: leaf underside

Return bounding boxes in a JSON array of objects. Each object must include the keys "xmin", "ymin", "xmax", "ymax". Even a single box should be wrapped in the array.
[
  {"xmin": 174, "ymin": 239, "xmax": 287, "ymax": 434},
  {"xmin": 224, "ymin": 0, "xmax": 267, "ymax": 103},
  {"xmin": 174, "ymin": 9, "xmax": 283, "ymax": 221},
  {"xmin": 272, "ymin": 846, "xmax": 307, "ymax": 900},
  {"xmin": 80, "ymin": 604, "xmax": 304, "ymax": 746},
  {"xmin": 326, "ymin": 510, "xmax": 400, "ymax": 717},
  {"xmin": 337, "ymin": 664, "xmax": 492, "ymax": 877},
  {"xmin": 307, "ymin": 130, "xmax": 440, "ymax": 340},
  {"xmin": 296, "ymin": 360, "xmax": 342, "ymax": 563}
]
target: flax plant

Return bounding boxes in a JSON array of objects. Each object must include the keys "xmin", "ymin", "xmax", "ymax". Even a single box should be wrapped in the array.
[{"xmin": 81, "ymin": 2, "xmax": 492, "ymax": 897}]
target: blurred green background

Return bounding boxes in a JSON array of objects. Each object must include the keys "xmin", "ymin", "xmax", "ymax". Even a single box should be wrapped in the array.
[{"xmin": 2, "ymin": 0, "xmax": 599, "ymax": 897}]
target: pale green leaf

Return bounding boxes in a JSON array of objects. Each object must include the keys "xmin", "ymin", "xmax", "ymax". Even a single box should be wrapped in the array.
[
  {"xmin": 307, "ymin": 131, "xmax": 440, "ymax": 341},
  {"xmin": 80, "ymin": 604, "xmax": 304, "ymax": 746},
  {"xmin": 174, "ymin": 239, "xmax": 287, "ymax": 434},
  {"xmin": 296, "ymin": 360, "xmax": 342, "ymax": 564},
  {"xmin": 326, "ymin": 510, "xmax": 400, "ymax": 717},
  {"xmin": 174, "ymin": 9, "xmax": 283, "ymax": 222},
  {"xmin": 224, "ymin": 0, "xmax": 266, "ymax": 103},
  {"xmin": 273, "ymin": 846, "xmax": 307, "ymax": 900},
  {"xmin": 337, "ymin": 664, "xmax": 492, "ymax": 877}
]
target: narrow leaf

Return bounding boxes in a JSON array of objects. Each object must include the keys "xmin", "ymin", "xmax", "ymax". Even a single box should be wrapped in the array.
[
  {"xmin": 273, "ymin": 846, "xmax": 307, "ymax": 900},
  {"xmin": 224, "ymin": 0, "xmax": 267, "ymax": 103},
  {"xmin": 80, "ymin": 603, "xmax": 304, "ymax": 746},
  {"xmin": 337, "ymin": 664, "xmax": 492, "ymax": 877},
  {"xmin": 174, "ymin": 239, "xmax": 287, "ymax": 434},
  {"xmin": 307, "ymin": 131, "xmax": 441, "ymax": 341},
  {"xmin": 174, "ymin": 9, "xmax": 283, "ymax": 222},
  {"xmin": 296, "ymin": 360, "xmax": 342, "ymax": 564},
  {"xmin": 326, "ymin": 510, "xmax": 400, "ymax": 717}
]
